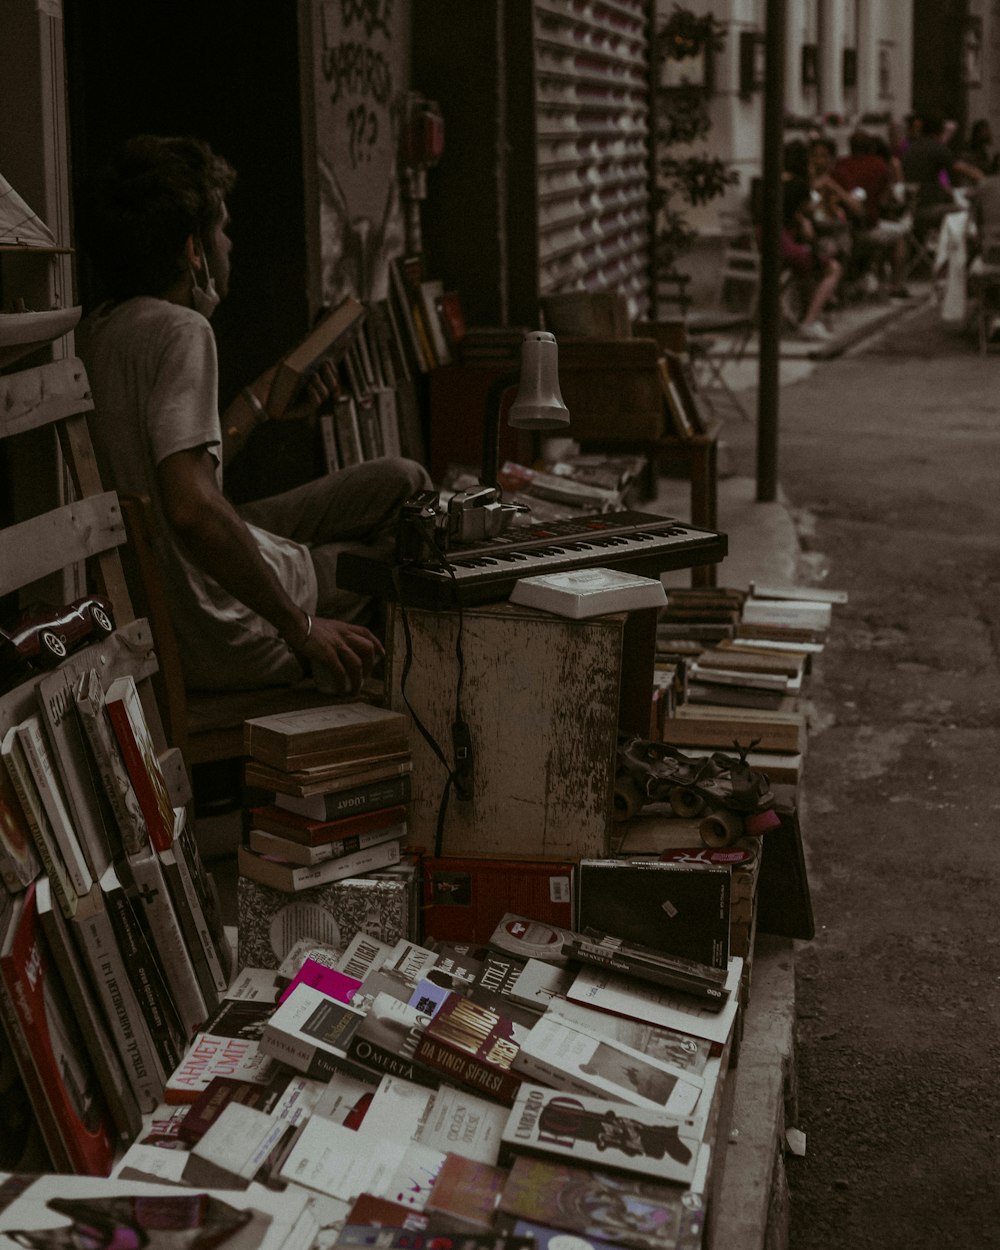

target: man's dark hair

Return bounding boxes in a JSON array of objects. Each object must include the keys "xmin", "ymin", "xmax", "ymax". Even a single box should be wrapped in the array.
[
  {"xmin": 81, "ymin": 134, "xmax": 236, "ymax": 302},
  {"xmin": 849, "ymin": 129, "xmax": 877, "ymax": 157}
]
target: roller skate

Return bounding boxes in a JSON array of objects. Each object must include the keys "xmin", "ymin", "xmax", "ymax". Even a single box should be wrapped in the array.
[{"xmin": 613, "ymin": 734, "xmax": 781, "ymax": 848}]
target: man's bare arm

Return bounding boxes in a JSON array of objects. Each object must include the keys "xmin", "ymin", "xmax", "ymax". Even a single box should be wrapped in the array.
[{"xmin": 157, "ymin": 447, "xmax": 382, "ymax": 691}]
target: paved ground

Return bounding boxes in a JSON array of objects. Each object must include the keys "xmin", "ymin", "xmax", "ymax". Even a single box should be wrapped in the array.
[{"xmin": 714, "ymin": 296, "xmax": 1000, "ymax": 1248}]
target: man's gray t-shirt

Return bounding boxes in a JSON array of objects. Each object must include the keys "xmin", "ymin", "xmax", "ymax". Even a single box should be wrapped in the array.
[{"xmin": 82, "ymin": 297, "xmax": 317, "ymax": 690}]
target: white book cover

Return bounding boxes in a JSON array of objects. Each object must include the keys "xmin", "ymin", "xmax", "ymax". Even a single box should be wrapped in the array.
[
  {"xmin": 355, "ymin": 1074, "xmax": 434, "ymax": 1143},
  {"xmin": 74, "ymin": 667, "xmax": 150, "ymax": 857},
  {"xmin": 749, "ymin": 581, "xmax": 848, "ymax": 604},
  {"xmin": 374, "ymin": 1140, "xmax": 447, "ymax": 1210},
  {"xmin": 546, "ymin": 995, "xmax": 713, "ymax": 1076},
  {"xmin": 513, "ymin": 1013, "xmax": 704, "ymax": 1118},
  {"xmin": 182, "ymin": 1101, "xmax": 289, "ymax": 1188},
  {"xmin": 336, "ymin": 931, "xmax": 395, "ymax": 981},
  {"xmin": 261, "ymin": 981, "xmax": 366, "ymax": 1078},
  {"xmin": 311, "ymin": 1070, "xmax": 378, "ymax": 1125},
  {"xmin": 501, "ymin": 1082, "xmax": 702, "ymax": 1186},
  {"xmin": 2, "ymin": 725, "xmax": 77, "ymax": 917},
  {"xmin": 509, "ymin": 566, "xmax": 667, "ymax": 619},
  {"xmin": 279, "ymin": 1115, "xmax": 406, "ymax": 1200},
  {"xmin": 16, "ymin": 716, "xmax": 93, "ymax": 895},
  {"xmin": 415, "ymin": 1084, "xmax": 509, "ymax": 1166},
  {"xmin": 567, "ymin": 956, "xmax": 744, "ymax": 1048},
  {"xmin": 742, "ymin": 597, "xmax": 833, "ymax": 629}
]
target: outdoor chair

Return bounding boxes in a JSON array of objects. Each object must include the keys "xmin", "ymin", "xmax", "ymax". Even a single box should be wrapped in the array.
[{"xmin": 656, "ymin": 229, "xmax": 763, "ymax": 423}]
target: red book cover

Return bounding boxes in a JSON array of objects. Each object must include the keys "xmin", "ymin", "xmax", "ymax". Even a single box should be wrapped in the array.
[
  {"xmin": 0, "ymin": 882, "xmax": 117, "ymax": 1175},
  {"xmin": 423, "ymin": 857, "xmax": 574, "ymax": 945},
  {"xmin": 103, "ymin": 675, "xmax": 174, "ymax": 852},
  {"xmin": 423, "ymin": 1153, "xmax": 508, "ymax": 1231},
  {"xmin": 249, "ymin": 802, "xmax": 408, "ymax": 848},
  {"xmin": 414, "ymin": 991, "xmax": 523, "ymax": 1106}
]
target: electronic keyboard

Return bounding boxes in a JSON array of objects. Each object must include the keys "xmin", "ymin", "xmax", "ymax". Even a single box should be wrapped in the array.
[{"xmin": 336, "ymin": 510, "xmax": 728, "ymax": 610}]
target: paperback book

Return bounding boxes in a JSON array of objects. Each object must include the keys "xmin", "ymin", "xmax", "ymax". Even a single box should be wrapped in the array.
[
  {"xmin": 165, "ymin": 997, "xmax": 277, "ymax": 1104},
  {"xmin": 237, "ymin": 833, "xmax": 402, "ymax": 892},
  {"xmin": 576, "ymin": 858, "xmax": 731, "ymax": 970},
  {"xmin": 509, "ymin": 567, "xmax": 667, "ymax": 619},
  {"xmin": 497, "ymin": 1155, "xmax": 704, "ymax": 1250},
  {"xmin": 414, "ymin": 991, "xmax": 524, "ymax": 1105},
  {"xmin": 249, "ymin": 800, "xmax": 408, "ymax": 847},
  {"xmin": 104, "ymin": 674, "xmax": 175, "ymax": 852},
  {"xmin": 500, "ymin": 1083, "xmax": 701, "ymax": 1186},
  {"xmin": 0, "ymin": 881, "xmax": 118, "ymax": 1175},
  {"xmin": 273, "ymin": 770, "xmax": 412, "ymax": 821},
  {"xmin": 0, "ymin": 750, "xmax": 41, "ymax": 892},
  {"xmin": 513, "ymin": 1014, "xmax": 703, "ymax": 1117},
  {"xmin": 260, "ymin": 981, "xmax": 367, "ymax": 1080},
  {"xmin": 243, "ymin": 702, "xmax": 409, "ymax": 771}
]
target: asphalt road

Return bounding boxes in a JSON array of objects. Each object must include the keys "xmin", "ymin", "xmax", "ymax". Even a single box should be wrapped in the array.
[{"xmin": 724, "ymin": 301, "xmax": 1000, "ymax": 1248}]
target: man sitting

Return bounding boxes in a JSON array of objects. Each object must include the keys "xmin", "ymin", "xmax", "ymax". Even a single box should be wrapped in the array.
[
  {"xmin": 902, "ymin": 114, "xmax": 982, "ymax": 238},
  {"xmin": 833, "ymin": 129, "xmax": 910, "ymax": 298},
  {"xmin": 79, "ymin": 135, "xmax": 430, "ymax": 696}
]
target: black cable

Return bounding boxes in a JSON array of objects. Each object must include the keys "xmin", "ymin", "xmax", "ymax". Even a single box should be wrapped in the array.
[{"xmin": 391, "ymin": 542, "xmax": 471, "ymax": 858}]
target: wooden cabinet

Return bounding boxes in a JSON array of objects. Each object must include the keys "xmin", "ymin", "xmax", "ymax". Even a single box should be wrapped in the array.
[{"xmin": 385, "ymin": 600, "xmax": 657, "ymax": 858}]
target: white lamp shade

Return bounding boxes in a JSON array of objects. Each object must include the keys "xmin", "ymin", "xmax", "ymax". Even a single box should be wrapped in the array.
[{"xmin": 508, "ymin": 331, "xmax": 571, "ymax": 429}]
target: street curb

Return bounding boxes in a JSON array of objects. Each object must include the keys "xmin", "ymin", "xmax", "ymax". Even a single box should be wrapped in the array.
[{"xmin": 707, "ymin": 934, "xmax": 797, "ymax": 1250}]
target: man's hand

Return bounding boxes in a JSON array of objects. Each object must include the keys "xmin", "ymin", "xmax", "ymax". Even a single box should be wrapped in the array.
[
  {"xmin": 282, "ymin": 360, "xmax": 340, "ymax": 424},
  {"xmin": 291, "ymin": 615, "xmax": 385, "ymax": 695}
]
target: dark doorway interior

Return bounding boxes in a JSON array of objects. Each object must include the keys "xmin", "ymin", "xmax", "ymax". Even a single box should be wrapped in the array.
[{"xmin": 63, "ymin": 0, "xmax": 311, "ymax": 407}]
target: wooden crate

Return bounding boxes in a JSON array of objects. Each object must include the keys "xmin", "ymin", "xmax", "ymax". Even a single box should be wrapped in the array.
[{"xmin": 386, "ymin": 601, "xmax": 645, "ymax": 858}]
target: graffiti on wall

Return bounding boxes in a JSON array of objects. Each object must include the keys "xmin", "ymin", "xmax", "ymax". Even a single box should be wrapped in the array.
[{"xmin": 312, "ymin": 0, "xmax": 408, "ymax": 306}]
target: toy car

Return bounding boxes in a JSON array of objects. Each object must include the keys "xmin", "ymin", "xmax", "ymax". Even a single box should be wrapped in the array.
[
  {"xmin": 613, "ymin": 733, "xmax": 780, "ymax": 848},
  {"xmin": 0, "ymin": 594, "xmax": 115, "ymax": 686}
]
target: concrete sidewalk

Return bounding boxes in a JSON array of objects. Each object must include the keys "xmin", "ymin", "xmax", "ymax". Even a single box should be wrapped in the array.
[{"xmin": 655, "ymin": 288, "xmax": 927, "ymax": 1250}]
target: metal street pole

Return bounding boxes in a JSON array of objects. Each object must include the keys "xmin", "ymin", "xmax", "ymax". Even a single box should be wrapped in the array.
[{"xmin": 756, "ymin": 0, "xmax": 787, "ymax": 502}]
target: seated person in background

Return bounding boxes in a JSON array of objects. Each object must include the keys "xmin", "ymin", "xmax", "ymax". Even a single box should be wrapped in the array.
[
  {"xmin": 808, "ymin": 137, "xmax": 862, "ymax": 271},
  {"xmin": 782, "ymin": 140, "xmax": 843, "ymax": 342},
  {"xmin": 833, "ymin": 129, "xmax": 911, "ymax": 298},
  {"xmin": 959, "ymin": 119, "xmax": 999, "ymax": 183},
  {"xmin": 78, "ymin": 135, "xmax": 431, "ymax": 695},
  {"xmin": 902, "ymin": 114, "xmax": 982, "ymax": 236}
]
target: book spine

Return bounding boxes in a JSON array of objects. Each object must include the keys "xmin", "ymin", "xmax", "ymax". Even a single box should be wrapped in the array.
[
  {"xmin": 17, "ymin": 720, "xmax": 92, "ymax": 895},
  {"xmin": 248, "ymin": 822, "xmax": 401, "ymax": 866},
  {"xmin": 0, "ymin": 961, "xmax": 73, "ymax": 1170},
  {"xmin": 127, "ymin": 850, "xmax": 210, "ymax": 1037},
  {"xmin": 277, "ymin": 775, "xmax": 412, "ymax": 821},
  {"xmin": 562, "ymin": 940, "xmax": 727, "ymax": 1003},
  {"xmin": 2, "ymin": 737, "xmax": 77, "ymax": 919},
  {"xmin": 35, "ymin": 878, "xmax": 142, "ymax": 1142},
  {"xmin": 103, "ymin": 682, "xmax": 173, "ymax": 852},
  {"xmin": 414, "ymin": 1035, "xmax": 522, "ymax": 1105},
  {"xmin": 36, "ymin": 672, "xmax": 115, "ymax": 879},
  {"xmin": 259, "ymin": 1027, "xmax": 344, "ymax": 1082},
  {"xmin": 157, "ymin": 849, "xmax": 223, "ymax": 1011},
  {"xmin": 70, "ymin": 889, "xmax": 166, "ymax": 1111},
  {"xmin": 345, "ymin": 1034, "xmax": 442, "ymax": 1088},
  {"xmin": 75, "ymin": 673, "xmax": 150, "ymax": 856},
  {"xmin": 237, "ymin": 837, "xmax": 401, "ymax": 892},
  {"xmin": 102, "ymin": 872, "xmax": 185, "ymax": 1073},
  {"xmin": 160, "ymin": 838, "xmax": 230, "ymax": 994}
]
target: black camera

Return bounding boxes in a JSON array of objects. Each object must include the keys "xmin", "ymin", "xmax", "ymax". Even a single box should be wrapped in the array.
[{"xmin": 395, "ymin": 490, "xmax": 444, "ymax": 565}]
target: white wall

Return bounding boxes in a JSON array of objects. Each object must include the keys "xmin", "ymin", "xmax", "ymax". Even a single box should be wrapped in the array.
[{"xmin": 654, "ymin": 0, "xmax": 915, "ymax": 234}]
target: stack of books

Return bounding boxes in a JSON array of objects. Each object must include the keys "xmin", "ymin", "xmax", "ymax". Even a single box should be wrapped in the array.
[
  {"xmin": 238, "ymin": 703, "xmax": 420, "ymax": 970},
  {"xmin": 650, "ymin": 584, "xmax": 845, "ymax": 783},
  {"xmin": 0, "ymin": 668, "xmax": 232, "ymax": 1173},
  {"xmin": 105, "ymin": 907, "xmax": 740, "ymax": 1249}
]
